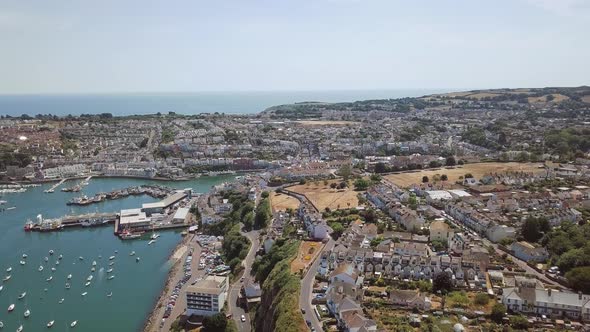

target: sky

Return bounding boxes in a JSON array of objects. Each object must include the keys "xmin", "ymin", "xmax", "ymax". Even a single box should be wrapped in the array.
[{"xmin": 0, "ymin": 0, "xmax": 589, "ymax": 94}]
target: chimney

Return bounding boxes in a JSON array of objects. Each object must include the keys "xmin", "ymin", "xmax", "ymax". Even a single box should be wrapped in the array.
[
  {"xmin": 579, "ymin": 292, "xmax": 583, "ymax": 300},
  {"xmin": 548, "ymin": 288, "xmax": 552, "ymax": 297}
]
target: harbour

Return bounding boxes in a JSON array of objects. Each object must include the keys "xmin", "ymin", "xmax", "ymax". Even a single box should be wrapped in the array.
[{"xmin": 0, "ymin": 175, "xmax": 236, "ymax": 332}]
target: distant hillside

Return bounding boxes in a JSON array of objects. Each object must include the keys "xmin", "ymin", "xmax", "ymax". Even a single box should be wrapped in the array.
[{"xmin": 260, "ymin": 86, "xmax": 590, "ymax": 118}]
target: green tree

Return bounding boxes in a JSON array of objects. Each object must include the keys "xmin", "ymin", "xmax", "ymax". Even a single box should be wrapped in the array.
[
  {"xmin": 490, "ymin": 303, "xmax": 507, "ymax": 323},
  {"xmin": 422, "ymin": 176, "xmax": 429, "ymax": 183},
  {"xmin": 354, "ymin": 178, "xmax": 370, "ymax": 191},
  {"xmin": 202, "ymin": 313, "xmax": 228, "ymax": 332},
  {"xmin": 566, "ymin": 266, "xmax": 590, "ymax": 293},
  {"xmin": 521, "ymin": 216, "xmax": 550, "ymax": 243},
  {"xmin": 330, "ymin": 222, "xmax": 344, "ymax": 239},
  {"xmin": 432, "ymin": 272, "xmax": 452, "ymax": 294},
  {"xmin": 474, "ymin": 293, "xmax": 490, "ymax": 306},
  {"xmin": 338, "ymin": 164, "xmax": 352, "ymax": 181},
  {"xmin": 445, "ymin": 156, "xmax": 456, "ymax": 166},
  {"xmin": 440, "ymin": 174, "xmax": 448, "ymax": 181}
]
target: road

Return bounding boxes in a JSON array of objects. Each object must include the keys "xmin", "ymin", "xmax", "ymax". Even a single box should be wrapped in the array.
[
  {"xmin": 227, "ymin": 226, "xmax": 260, "ymax": 331},
  {"xmin": 300, "ymin": 238, "xmax": 334, "ymax": 332}
]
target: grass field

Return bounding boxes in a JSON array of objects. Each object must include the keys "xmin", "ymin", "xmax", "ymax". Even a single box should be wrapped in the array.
[
  {"xmin": 289, "ymin": 179, "xmax": 361, "ymax": 211},
  {"xmin": 290, "ymin": 241, "xmax": 322, "ymax": 273},
  {"xmin": 384, "ymin": 162, "xmax": 545, "ymax": 188},
  {"xmin": 528, "ymin": 93, "xmax": 569, "ymax": 103},
  {"xmin": 269, "ymin": 192, "xmax": 300, "ymax": 212}
]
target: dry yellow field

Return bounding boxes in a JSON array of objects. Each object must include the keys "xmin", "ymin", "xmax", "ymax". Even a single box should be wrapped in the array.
[
  {"xmin": 289, "ymin": 179, "xmax": 360, "ymax": 211},
  {"xmin": 384, "ymin": 162, "xmax": 545, "ymax": 188},
  {"xmin": 290, "ymin": 241, "xmax": 322, "ymax": 273},
  {"xmin": 582, "ymin": 95, "xmax": 590, "ymax": 103},
  {"xmin": 466, "ymin": 92, "xmax": 501, "ymax": 99},
  {"xmin": 269, "ymin": 192, "xmax": 300, "ymax": 212},
  {"xmin": 528, "ymin": 93, "xmax": 569, "ymax": 103},
  {"xmin": 294, "ymin": 120, "xmax": 358, "ymax": 126}
]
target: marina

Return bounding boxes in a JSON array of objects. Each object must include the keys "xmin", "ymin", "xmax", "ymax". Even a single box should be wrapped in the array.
[
  {"xmin": 66, "ymin": 185, "xmax": 173, "ymax": 206},
  {"xmin": 0, "ymin": 175, "xmax": 236, "ymax": 332}
]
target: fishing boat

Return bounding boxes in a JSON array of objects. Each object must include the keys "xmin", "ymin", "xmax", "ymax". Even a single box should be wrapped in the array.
[
  {"xmin": 148, "ymin": 239, "xmax": 156, "ymax": 245},
  {"xmin": 38, "ymin": 266, "xmax": 43, "ymax": 272},
  {"xmin": 81, "ymin": 292, "xmax": 87, "ymax": 296},
  {"xmin": 18, "ymin": 292, "xmax": 26, "ymax": 299},
  {"xmin": 46, "ymin": 276, "xmax": 52, "ymax": 282},
  {"xmin": 58, "ymin": 298, "xmax": 64, "ymax": 304},
  {"xmin": 86, "ymin": 275, "xmax": 93, "ymax": 282},
  {"xmin": 7, "ymin": 304, "xmax": 14, "ymax": 312},
  {"xmin": 67, "ymin": 274, "xmax": 72, "ymax": 279},
  {"xmin": 107, "ymin": 275, "xmax": 115, "ymax": 280},
  {"xmin": 3, "ymin": 275, "xmax": 10, "ymax": 282},
  {"xmin": 16, "ymin": 325, "xmax": 22, "ymax": 332},
  {"xmin": 106, "ymin": 268, "xmax": 113, "ymax": 273},
  {"xmin": 129, "ymin": 251, "xmax": 136, "ymax": 256},
  {"xmin": 84, "ymin": 282, "xmax": 91, "ymax": 287},
  {"xmin": 107, "ymin": 292, "xmax": 112, "ymax": 297},
  {"xmin": 108, "ymin": 256, "xmax": 115, "ymax": 260},
  {"xmin": 49, "ymin": 250, "xmax": 54, "ymax": 255},
  {"xmin": 19, "ymin": 261, "xmax": 25, "ymax": 266},
  {"xmin": 6, "ymin": 267, "xmax": 12, "ymax": 273},
  {"xmin": 65, "ymin": 283, "xmax": 71, "ymax": 289},
  {"xmin": 24, "ymin": 309, "xmax": 30, "ymax": 318},
  {"xmin": 47, "ymin": 320, "xmax": 54, "ymax": 328},
  {"xmin": 70, "ymin": 321, "xmax": 77, "ymax": 327}
]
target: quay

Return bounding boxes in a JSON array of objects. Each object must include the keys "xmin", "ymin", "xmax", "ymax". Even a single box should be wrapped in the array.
[
  {"xmin": 44, "ymin": 178, "xmax": 66, "ymax": 193},
  {"xmin": 61, "ymin": 175, "xmax": 93, "ymax": 193},
  {"xmin": 67, "ymin": 185, "xmax": 174, "ymax": 206},
  {"xmin": 24, "ymin": 212, "xmax": 118, "ymax": 232}
]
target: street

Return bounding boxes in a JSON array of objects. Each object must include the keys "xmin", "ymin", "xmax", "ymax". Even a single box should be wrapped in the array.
[
  {"xmin": 300, "ymin": 238, "xmax": 334, "ymax": 332},
  {"xmin": 227, "ymin": 227, "xmax": 260, "ymax": 331}
]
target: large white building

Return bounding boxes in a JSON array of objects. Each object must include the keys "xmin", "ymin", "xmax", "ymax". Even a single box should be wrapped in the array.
[
  {"xmin": 502, "ymin": 286, "xmax": 590, "ymax": 320},
  {"xmin": 186, "ymin": 275, "xmax": 229, "ymax": 317}
]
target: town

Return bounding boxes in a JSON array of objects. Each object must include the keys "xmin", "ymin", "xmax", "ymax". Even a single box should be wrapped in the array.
[{"xmin": 1, "ymin": 86, "xmax": 590, "ymax": 332}]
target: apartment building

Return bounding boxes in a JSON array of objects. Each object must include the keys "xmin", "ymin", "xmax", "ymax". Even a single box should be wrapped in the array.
[{"xmin": 185, "ymin": 275, "xmax": 229, "ymax": 317}]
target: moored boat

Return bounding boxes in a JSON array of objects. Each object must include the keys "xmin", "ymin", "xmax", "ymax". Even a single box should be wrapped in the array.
[
  {"xmin": 18, "ymin": 292, "xmax": 26, "ymax": 300},
  {"xmin": 24, "ymin": 309, "xmax": 30, "ymax": 318},
  {"xmin": 47, "ymin": 320, "xmax": 54, "ymax": 328},
  {"xmin": 7, "ymin": 304, "xmax": 14, "ymax": 312},
  {"xmin": 70, "ymin": 320, "xmax": 77, "ymax": 327}
]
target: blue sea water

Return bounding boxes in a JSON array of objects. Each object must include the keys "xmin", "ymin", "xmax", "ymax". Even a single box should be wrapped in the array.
[{"xmin": 0, "ymin": 90, "xmax": 450, "ymax": 117}]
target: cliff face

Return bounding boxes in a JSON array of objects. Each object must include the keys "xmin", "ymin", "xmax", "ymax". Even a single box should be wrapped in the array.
[{"xmin": 254, "ymin": 240, "xmax": 306, "ymax": 332}]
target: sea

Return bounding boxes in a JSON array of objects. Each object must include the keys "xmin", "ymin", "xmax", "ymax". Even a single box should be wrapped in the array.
[
  {"xmin": 0, "ymin": 90, "xmax": 450, "ymax": 117},
  {"xmin": 0, "ymin": 175, "xmax": 235, "ymax": 331}
]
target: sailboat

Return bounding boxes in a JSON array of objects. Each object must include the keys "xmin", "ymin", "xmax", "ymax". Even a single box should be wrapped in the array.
[
  {"xmin": 49, "ymin": 250, "xmax": 54, "ymax": 255},
  {"xmin": 18, "ymin": 292, "xmax": 26, "ymax": 300},
  {"xmin": 47, "ymin": 320, "xmax": 55, "ymax": 328},
  {"xmin": 7, "ymin": 304, "xmax": 14, "ymax": 312},
  {"xmin": 70, "ymin": 321, "xmax": 77, "ymax": 327},
  {"xmin": 24, "ymin": 309, "xmax": 30, "ymax": 318}
]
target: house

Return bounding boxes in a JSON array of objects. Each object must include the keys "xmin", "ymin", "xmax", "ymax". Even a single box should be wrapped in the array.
[
  {"xmin": 393, "ymin": 242, "xmax": 428, "ymax": 257},
  {"xmin": 511, "ymin": 241, "xmax": 548, "ymax": 262},
  {"xmin": 502, "ymin": 286, "xmax": 590, "ymax": 320},
  {"xmin": 330, "ymin": 264, "xmax": 359, "ymax": 286},
  {"xmin": 429, "ymin": 220, "xmax": 453, "ymax": 243},
  {"xmin": 486, "ymin": 224, "xmax": 516, "ymax": 243},
  {"xmin": 389, "ymin": 289, "xmax": 432, "ymax": 310}
]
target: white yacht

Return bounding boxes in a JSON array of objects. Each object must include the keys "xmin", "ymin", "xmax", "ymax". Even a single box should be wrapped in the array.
[
  {"xmin": 108, "ymin": 256, "xmax": 115, "ymax": 260},
  {"xmin": 70, "ymin": 321, "xmax": 77, "ymax": 327},
  {"xmin": 150, "ymin": 232, "xmax": 160, "ymax": 240},
  {"xmin": 6, "ymin": 267, "xmax": 12, "ymax": 273},
  {"xmin": 24, "ymin": 309, "xmax": 30, "ymax": 318},
  {"xmin": 46, "ymin": 276, "xmax": 52, "ymax": 282},
  {"xmin": 18, "ymin": 292, "xmax": 26, "ymax": 300},
  {"xmin": 7, "ymin": 304, "xmax": 15, "ymax": 312},
  {"xmin": 106, "ymin": 268, "xmax": 113, "ymax": 273},
  {"xmin": 107, "ymin": 292, "xmax": 112, "ymax": 297},
  {"xmin": 78, "ymin": 256, "xmax": 83, "ymax": 261},
  {"xmin": 65, "ymin": 283, "xmax": 71, "ymax": 289},
  {"xmin": 67, "ymin": 274, "xmax": 72, "ymax": 280},
  {"xmin": 49, "ymin": 250, "xmax": 54, "ymax": 255},
  {"xmin": 0, "ymin": 285, "xmax": 3, "ymax": 292},
  {"xmin": 108, "ymin": 262, "xmax": 115, "ymax": 266},
  {"xmin": 19, "ymin": 261, "xmax": 25, "ymax": 265},
  {"xmin": 22, "ymin": 254, "xmax": 27, "ymax": 259},
  {"xmin": 51, "ymin": 268, "xmax": 56, "ymax": 272},
  {"xmin": 58, "ymin": 254, "xmax": 63, "ymax": 260},
  {"xmin": 129, "ymin": 251, "xmax": 136, "ymax": 256},
  {"xmin": 58, "ymin": 298, "xmax": 64, "ymax": 304},
  {"xmin": 44, "ymin": 257, "xmax": 48, "ymax": 262},
  {"xmin": 86, "ymin": 275, "xmax": 93, "ymax": 282},
  {"xmin": 90, "ymin": 267, "xmax": 95, "ymax": 272},
  {"xmin": 92, "ymin": 261, "xmax": 97, "ymax": 267},
  {"xmin": 107, "ymin": 275, "xmax": 115, "ymax": 280},
  {"xmin": 16, "ymin": 325, "xmax": 23, "ymax": 332},
  {"xmin": 38, "ymin": 266, "xmax": 43, "ymax": 272},
  {"xmin": 81, "ymin": 292, "xmax": 87, "ymax": 296},
  {"xmin": 148, "ymin": 240, "xmax": 156, "ymax": 245},
  {"xmin": 84, "ymin": 282, "xmax": 91, "ymax": 287},
  {"xmin": 47, "ymin": 320, "xmax": 55, "ymax": 328},
  {"xmin": 3, "ymin": 275, "xmax": 10, "ymax": 282}
]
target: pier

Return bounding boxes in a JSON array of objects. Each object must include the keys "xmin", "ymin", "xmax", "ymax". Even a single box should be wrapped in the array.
[
  {"xmin": 24, "ymin": 212, "xmax": 118, "ymax": 232},
  {"xmin": 61, "ymin": 176, "xmax": 93, "ymax": 193},
  {"xmin": 66, "ymin": 185, "xmax": 174, "ymax": 206},
  {"xmin": 44, "ymin": 179, "xmax": 66, "ymax": 193}
]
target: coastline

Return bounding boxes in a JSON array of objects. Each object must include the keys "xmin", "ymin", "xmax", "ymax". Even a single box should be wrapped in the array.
[{"xmin": 142, "ymin": 234, "xmax": 192, "ymax": 332}]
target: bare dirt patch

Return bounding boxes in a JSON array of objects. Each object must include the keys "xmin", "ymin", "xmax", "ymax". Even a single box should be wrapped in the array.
[
  {"xmin": 289, "ymin": 179, "xmax": 361, "ymax": 211},
  {"xmin": 528, "ymin": 94, "xmax": 569, "ymax": 103},
  {"xmin": 270, "ymin": 192, "xmax": 300, "ymax": 212},
  {"xmin": 290, "ymin": 241, "xmax": 322, "ymax": 273},
  {"xmin": 582, "ymin": 95, "xmax": 590, "ymax": 103},
  {"xmin": 384, "ymin": 162, "xmax": 545, "ymax": 188}
]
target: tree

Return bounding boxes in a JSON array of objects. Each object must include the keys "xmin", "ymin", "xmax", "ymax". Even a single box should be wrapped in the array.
[
  {"xmin": 429, "ymin": 160, "xmax": 441, "ymax": 168},
  {"xmin": 330, "ymin": 182, "xmax": 338, "ymax": 189},
  {"xmin": 445, "ymin": 156, "xmax": 456, "ymax": 166},
  {"xmin": 374, "ymin": 162, "xmax": 389, "ymax": 174},
  {"xmin": 432, "ymin": 272, "xmax": 452, "ymax": 294},
  {"xmin": 521, "ymin": 216, "xmax": 550, "ymax": 243},
  {"xmin": 440, "ymin": 174, "xmax": 448, "ymax": 181},
  {"xmin": 490, "ymin": 303, "xmax": 507, "ymax": 323},
  {"xmin": 323, "ymin": 180, "xmax": 329, "ymax": 186},
  {"xmin": 566, "ymin": 266, "xmax": 590, "ymax": 293},
  {"xmin": 474, "ymin": 293, "xmax": 490, "ymax": 306},
  {"xmin": 354, "ymin": 178, "xmax": 370, "ymax": 191},
  {"xmin": 202, "ymin": 313, "xmax": 228, "ymax": 332},
  {"xmin": 338, "ymin": 164, "xmax": 352, "ymax": 181},
  {"xmin": 422, "ymin": 176, "xmax": 429, "ymax": 183},
  {"xmin": 464, "ymin": 173, "xmax": 474, "ymax": 178},
  {"xmin": 370, "ymin": 174, "xmax": 382, "ymax": 183},
  {"xmin": 330, "ymin": 222, "xmax": 344, "ymax": 239}
]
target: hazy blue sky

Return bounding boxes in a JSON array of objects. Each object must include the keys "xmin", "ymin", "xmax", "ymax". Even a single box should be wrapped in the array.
[{"xmin": 1, "ymin": 0, "xmax": 589, "ymax": 94}]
